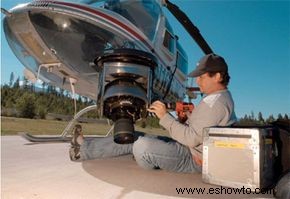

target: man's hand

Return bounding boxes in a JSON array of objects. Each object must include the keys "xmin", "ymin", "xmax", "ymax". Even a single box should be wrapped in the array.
[{"xmin": 147, "ymin": 100, "xmax": 167, "ymax": 119}]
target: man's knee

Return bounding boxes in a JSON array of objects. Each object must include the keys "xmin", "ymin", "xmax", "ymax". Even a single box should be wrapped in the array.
[
  {"xmin": 133, "ymin": 137, "xmax": 151, "ymax": 158},
  {"xmin": 132, "ymin": 137, "xmax": 156, "ymax": 169}
]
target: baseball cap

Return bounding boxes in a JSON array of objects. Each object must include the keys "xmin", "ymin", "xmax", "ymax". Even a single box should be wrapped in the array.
[{"xmin": 188, "ymin": 53, "xmax": 228, "ymax": 77}]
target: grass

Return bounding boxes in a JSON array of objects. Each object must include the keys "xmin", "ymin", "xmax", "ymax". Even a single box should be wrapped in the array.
[{"xmin": 1, "ymin": 116, "xmax": 169, "ymax": 137}]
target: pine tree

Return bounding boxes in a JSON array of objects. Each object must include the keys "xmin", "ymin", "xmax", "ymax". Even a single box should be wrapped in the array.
[
  {"xmin": 9, "ymin": 72, "xmax": 14, "ymax": 87},
  {"xmin": 258, "ymin": 112, "xmax": 265, "ymax": 125},
  {"xmin": 42, "ymin": 81, "xmax": 47, "ymax": 92},
  {"xmin": 250, "ymin": 111, "xmax": 255, "ymax": 121},
  {"xmin": 13, "ymin": 77, "xmax": 20, "ymax": 88},
  {"xmin": 23, "ymin": 76, "xmax": 29, "ymax": 90},
  {"xmin": 266, "ymin": 114, "xmax": 275, "ymax": 124}
]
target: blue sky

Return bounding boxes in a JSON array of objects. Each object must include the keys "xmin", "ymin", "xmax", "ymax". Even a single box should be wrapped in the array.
[{"xmin": 1, "ymin": 0, "xmax": 290, "ymax": 119}]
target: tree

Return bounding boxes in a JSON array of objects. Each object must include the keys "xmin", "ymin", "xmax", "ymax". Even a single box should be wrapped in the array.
[
  {"xmin": 284, "ymin": 114, "xmax": 289, "ymax": 120},
  {"xmin": 277, "ymin": 113, "xmax": 283, "ymax": 120},
  {"xmin": 266, "ymin": 114, "xmax": 275, "ymax": 124},
  {"xmin": 258, "ymin": 112, "xmax": 265, "ymax": 125},
  {"xmin": 250, "ymin": 111, "xmax": 255, "ymax": 121},
  {"xmin": 42, "ymin": 81, "xmax": 47, "ymax": 93},
  {"xmin": 37, "ymin": 106, "xmax": 47, "ymax": 119},
  {"xmin": 13, "ymin": 77, "xmax": 20, "ymax": 88},
  {"xmin": 16, "ymin": 93, "xmax": 36, "ymax": 119},
  {"xmin": 23, "ymin": 76, "xmax": 29, "ymax": 90},
  {"xmin": 9, "ymin": 72, "xmax": 14, "ymax": 87},
  {"xmin": 1, "ymin": 82, "xmax": 99, "ymax": 119}
]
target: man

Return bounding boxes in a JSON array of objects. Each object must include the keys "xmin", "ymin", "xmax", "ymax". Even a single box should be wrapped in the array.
[{"xmin": 70, "ymin": 53, "xmax": 237, "ymax": 173}]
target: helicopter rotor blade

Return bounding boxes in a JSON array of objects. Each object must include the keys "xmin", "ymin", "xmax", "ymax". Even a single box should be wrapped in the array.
[{"xmin": 163, "ymin": 0, "xmax": 213, "ymax": 54}]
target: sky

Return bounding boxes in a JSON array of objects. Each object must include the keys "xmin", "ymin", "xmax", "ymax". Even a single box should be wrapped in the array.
[{"xmin": 1, "ymin": 0, "xmax": 290, "ymax": 119}]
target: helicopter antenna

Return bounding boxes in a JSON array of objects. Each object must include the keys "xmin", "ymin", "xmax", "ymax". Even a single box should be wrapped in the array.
[{"xmin": 163, "ymin": 0, "xmax": 213, "ymax": 54}]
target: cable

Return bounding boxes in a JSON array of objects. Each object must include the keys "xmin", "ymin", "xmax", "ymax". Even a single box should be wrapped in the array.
[{"xmin": 162, "ymin": 55, "xmax": 178, "ymax": 101}]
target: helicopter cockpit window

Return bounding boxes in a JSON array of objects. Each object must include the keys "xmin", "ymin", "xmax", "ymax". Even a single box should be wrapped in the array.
[
  {"xmin": 163, "ymin": 30, "xmax": 174, "ymax": 54},
  {"xmin": 104, "ymin": 0, "xmax": 161, "ymax": 41},
  {"xmin": 163, "ymin": 19, "xmax": 175, "ymax": 53},
  {"xmin": 3, "ymin": 19, "xmax": 39, "ymax": 73},
  {"xmin": 28, "ymin": 11, "xmax": 140, "ymax": 74},
  {"xmin": 162, "ymin": 19, "xmax": 175, "ymax": 54}
]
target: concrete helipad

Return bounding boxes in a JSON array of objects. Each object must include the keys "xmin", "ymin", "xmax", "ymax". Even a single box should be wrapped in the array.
[{"xmin": 1, "ymin": 136, "xmax": 275, "ymax": 199}]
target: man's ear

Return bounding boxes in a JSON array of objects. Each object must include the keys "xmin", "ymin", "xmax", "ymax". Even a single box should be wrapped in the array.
[{"xmin": 215, "ymin": 72, "xmax": 223, "ymax": 83}]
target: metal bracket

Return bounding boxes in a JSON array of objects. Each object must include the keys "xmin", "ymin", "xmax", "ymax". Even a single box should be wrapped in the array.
[{"xmin": 61, "ymin": 104, "xmax": 98, "ymax": 137}]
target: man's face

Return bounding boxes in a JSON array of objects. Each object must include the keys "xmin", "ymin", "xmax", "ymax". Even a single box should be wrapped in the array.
[{"xmin": 195, "ymin": 72, "xmax": 221, "ymax": 94}]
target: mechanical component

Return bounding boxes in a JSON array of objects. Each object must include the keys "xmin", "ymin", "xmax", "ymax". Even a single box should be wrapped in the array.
[
  {"xmin": 114, "ymin": 118, "xmax": 135, "ymax": 144},
  {"xmin": 95, "ymin": 49, "xmax": 157, "ymax": 144}
]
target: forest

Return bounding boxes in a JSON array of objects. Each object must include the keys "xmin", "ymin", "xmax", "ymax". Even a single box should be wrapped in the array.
[{"xmin": 1, "ymin": 73, "xmax": 289, "ymax": 128}]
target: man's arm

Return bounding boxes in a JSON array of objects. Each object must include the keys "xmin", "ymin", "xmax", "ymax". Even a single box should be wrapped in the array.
[{"xmin": 159, "ymin": 101, "xmax": 227, "ymax": 147}]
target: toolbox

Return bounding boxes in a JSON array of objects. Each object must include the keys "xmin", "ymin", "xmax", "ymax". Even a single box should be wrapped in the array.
[{"xmin": 202, "ymin": 127, "xmax": 282, "ymax": 191}]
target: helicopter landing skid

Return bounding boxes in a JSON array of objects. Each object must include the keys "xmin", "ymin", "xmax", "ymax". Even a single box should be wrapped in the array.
[{"xmin": 19, "ymin": 105, "xmax": 114, "ymax": 143}]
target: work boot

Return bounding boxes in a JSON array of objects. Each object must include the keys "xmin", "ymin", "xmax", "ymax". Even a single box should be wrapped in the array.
[{"xmin": 69, "ymin": 124, "xmax": 84, "ymax": 161}]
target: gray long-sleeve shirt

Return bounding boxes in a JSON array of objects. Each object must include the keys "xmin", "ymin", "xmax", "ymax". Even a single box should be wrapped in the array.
[{"xmin": 159, "ymin": 89, "xmax": 237, "ymax": 159}]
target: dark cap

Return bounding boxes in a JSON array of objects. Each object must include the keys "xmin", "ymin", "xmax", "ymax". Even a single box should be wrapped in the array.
[{"xmin": 188, "ymin": 53, "xmax": 228, "ymax": 77}]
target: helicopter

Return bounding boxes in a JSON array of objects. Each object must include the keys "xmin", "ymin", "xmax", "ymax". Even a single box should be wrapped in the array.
[{"xmin": 2, "ymin": 0, "xmax": 213, "ymax": 143}]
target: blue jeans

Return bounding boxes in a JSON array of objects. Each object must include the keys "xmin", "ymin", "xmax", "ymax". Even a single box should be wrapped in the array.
[{"xmin": 80, "ymin": 132, "xmax": 201, "ymax": 173}]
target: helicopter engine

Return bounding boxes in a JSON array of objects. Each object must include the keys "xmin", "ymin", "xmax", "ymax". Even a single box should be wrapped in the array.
[{"xmin": 95, "ymin": 49, "xmax": 157, "ymax": 144}]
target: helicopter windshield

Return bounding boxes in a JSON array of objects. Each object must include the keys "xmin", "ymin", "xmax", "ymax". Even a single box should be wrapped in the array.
[{"xmin": 82, "ymin": 0, "xmax": 161, "ymax": 41}]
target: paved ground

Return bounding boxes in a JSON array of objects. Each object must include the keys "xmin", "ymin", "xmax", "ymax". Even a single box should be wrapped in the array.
[{"xmin": 1, "ymin": 136, "xmax": 275, "ymax": 199}]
